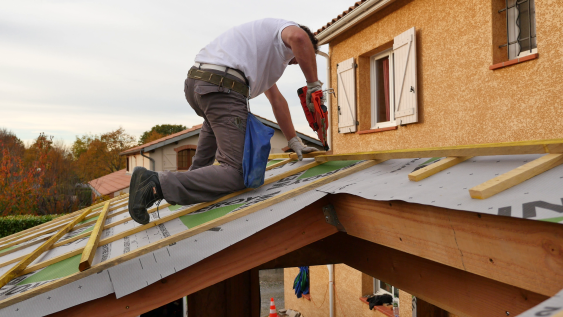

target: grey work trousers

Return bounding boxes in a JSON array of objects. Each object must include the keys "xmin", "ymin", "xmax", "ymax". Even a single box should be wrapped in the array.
[{"xmin": 158, "ymin": 67, "xmax": 248, "ymax": 205}]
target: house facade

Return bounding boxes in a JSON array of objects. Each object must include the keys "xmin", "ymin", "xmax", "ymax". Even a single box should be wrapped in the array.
[
  {"xmin": 284, "ymin": 0, "xmax": 562, "ymax": 316},
  {"xmin": 321, "ymin": 0, "xmax": 560, "ymax": 155}
]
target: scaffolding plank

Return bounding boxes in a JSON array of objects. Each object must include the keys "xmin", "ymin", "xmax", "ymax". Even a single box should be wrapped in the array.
[
  {"xmin": 315, "ymin": 138, "xmax": 563, "ymax": 162},
  {"xmin": 79, "ymin": 201, "xmax": 111, "ymax": 271},
  {"xmin": 408, "ymin": 156, "xmax": 473, "ymax": 181},
  {"xmin": 0, "ymin": 208, "xmax": 93, "ymax": 288},
  {"xmin": 470, "ymin": 154, "xmax": 563, "ymax": 199}
]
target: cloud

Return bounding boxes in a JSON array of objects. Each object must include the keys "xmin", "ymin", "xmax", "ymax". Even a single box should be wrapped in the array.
[{"xmin": 0, "ymin": 0, "xmax": 342, "ymax": 144}]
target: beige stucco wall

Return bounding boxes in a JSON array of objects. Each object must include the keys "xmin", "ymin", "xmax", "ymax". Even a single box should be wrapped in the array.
[
  {"xmin": 329, "ymin": 0, "xmax": 563, "ymax": 154},
  {"xmin": 284, "ymin": 265, "xmax": 388, "ymax": 317}
]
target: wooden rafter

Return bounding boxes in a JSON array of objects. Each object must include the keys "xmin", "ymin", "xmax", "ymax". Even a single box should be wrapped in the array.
[
  {"xmin": 408, "ymin": 156, "xmax": 473, "ymax": 181},
  {"xmin": 268, "ymin": 151, "xmax": 326, "ymax": 160},
  {"xmin": 0, "ymin": 159, "xmax": 380, "ymax": 309},
  {"xmin": 470, "ymin": 153, "xmax": 563, "ymax": 199},
  {"xmin": 265, "ymin": 158, "xmax": 294, "ymax": 170},
  {"xmin": 79, "ymin": 201, "xmax": 111, "ymax": 271},
  {"xmin": 0, "ymin": 207, "xmax": 93, "ymax": 288},
  {"xmin": 315, "ymin": 138, "xmax": 563, "ymax": 162}
]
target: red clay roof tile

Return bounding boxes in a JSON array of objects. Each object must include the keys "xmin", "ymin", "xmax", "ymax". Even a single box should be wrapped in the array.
[
  {"xmin": 315, "ymin": 0, "xmax": 368, "ymax": 35},
  {"xmin": 88, "ymin": 169, "xmax": 131, "ymax": 196}
]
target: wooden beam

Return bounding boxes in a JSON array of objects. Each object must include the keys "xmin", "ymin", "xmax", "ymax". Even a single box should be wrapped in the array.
[
  {"xmin": 329, "ymin": 194, "xmax": 563, "ymax": 297},
  {"xmin": 44, "ymin": 198, "xmax": 337, "ymax": 317},
  {"xmin": 315, "ymin": 138, "xmax": 563, "ymax": 162},
  {"xmin": 0, "ymin": 208, "xmax": 93, "ymax": 288},
  {"xmin": 265, "ymin": 158, "xmax": 294, "ymax": 170},
  {"xmin": 408, "ymin": 156, "xmax": 473, "ymax": 181},
  {"xmin": 469, "ymin": 153, "xmax": 563, "ymax": 199},
  {"xmin": 330, "ymin": 234, "xmax": 548, "ymax": 317},
  {"xmin": 268, "ymin": 151, "xmax": 326, "ymax": 160},
  {"xmin": 79, "ymin": 201, "xmax": 111, "ymax": 271}
]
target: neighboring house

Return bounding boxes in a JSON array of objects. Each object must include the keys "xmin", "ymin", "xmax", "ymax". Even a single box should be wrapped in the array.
[
  {"xmin": 4, "ymin": 2, "xmax": 563, "ymax": 317},
  {"xmin": 88, "ymin": 117, "xmax": 322, "ymax": 200},
  {"xmin": 87, "ymin": 169, "xmax": 130, "ymax": 200}
]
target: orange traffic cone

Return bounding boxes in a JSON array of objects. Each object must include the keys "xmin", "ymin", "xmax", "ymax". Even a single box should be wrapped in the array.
[{"xmin": 269, "ymin": 297, "xmax": 279, "ymax": 317}]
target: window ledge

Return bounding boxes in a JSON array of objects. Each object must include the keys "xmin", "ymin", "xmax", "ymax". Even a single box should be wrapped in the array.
[
  {"xmin": 490, "ymin": 53, "xmax": 539, "ymax": 70},
  {"xmin": 302, "ymin": 294, "xmax": 311, "ymax": 301},
  {"xmin": 359, "ymin": 297, "xmax": 393, "ymax": 317},
  {"xmin": 357, "ymin": 126, "xmax": 398, "ymax": 135}
]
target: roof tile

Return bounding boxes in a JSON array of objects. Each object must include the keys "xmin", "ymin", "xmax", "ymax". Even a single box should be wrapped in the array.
[{"xmin": 315, "ymin": 0, "xmax": 368, "ymax": 35}]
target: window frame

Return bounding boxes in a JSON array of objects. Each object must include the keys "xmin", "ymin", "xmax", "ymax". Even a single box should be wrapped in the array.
[
  {"xmin": 370, "ymin": 49, "xmax": 396, "ymax": 130},
  {"xmin": 499, "ymin": 0, "xmax": 537, "ymax": 60}
]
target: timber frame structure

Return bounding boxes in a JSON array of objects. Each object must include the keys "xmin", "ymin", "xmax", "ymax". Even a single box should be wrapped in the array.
[{"xmin": 0, "ymin": 138, "xmax": 562, "ymax": 316}]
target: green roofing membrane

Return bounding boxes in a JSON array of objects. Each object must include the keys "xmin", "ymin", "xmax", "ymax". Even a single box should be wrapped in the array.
[
  {"xmin": 540, "ymin": 216, "xmax": 563, "ymax": 223},
  {"xmin": 267, "ymin": 159, "xmax": 283, "ymax": 167},
  {"xmin": 169, "ymin": 205, "xmax": 183, "ymax": 212},
  {"xmin": 180, "ymin": 203, "xmax": 246, "ymax": 229},
  {"xmin": 298, "ymin": 160, "xmax": 360, "ymax": 179},
  {"xmin": 78, "ymin": 214, "xmax": 99, "ymax": 225},
  {"xmin": 0, "ymin": 245, "xmax": 19, "ymax": 255},
  {"xmin": 18, "ymin": 254, "xmax": 81, "ymax": 285}
]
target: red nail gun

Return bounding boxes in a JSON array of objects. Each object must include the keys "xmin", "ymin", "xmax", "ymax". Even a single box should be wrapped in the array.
[{"xmin": 297, "ymin": 87, "xmax": 330, "ymax": 151}]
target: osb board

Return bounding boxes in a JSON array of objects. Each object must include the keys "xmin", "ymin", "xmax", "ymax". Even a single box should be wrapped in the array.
[{"xmin": 328, "ymin": 0, "xmax": 563, "ymax": 155}]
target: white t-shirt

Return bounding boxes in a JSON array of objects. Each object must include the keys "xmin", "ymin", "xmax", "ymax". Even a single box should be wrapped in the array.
[{"xmin": 194, "ymin": 18, "xmax": 298, "ymax": 99}]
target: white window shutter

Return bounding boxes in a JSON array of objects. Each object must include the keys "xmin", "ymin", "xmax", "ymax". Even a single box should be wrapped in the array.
[
  {"xmin": 393, "ymin": 27, "xmax": 418, "ymax": 125},
  {"xmin": 337, "ymin": 57, "xmax": 357, "ymax": 133}
]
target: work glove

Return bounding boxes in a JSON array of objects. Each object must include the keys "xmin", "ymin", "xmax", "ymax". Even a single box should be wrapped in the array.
[
  {"xmin": 306, "ymin": 81, "xmax": 323, "ymax": 113},
  {"xmin": 288, "ymin": 136, "xmax": 318, "ymax": 161}
]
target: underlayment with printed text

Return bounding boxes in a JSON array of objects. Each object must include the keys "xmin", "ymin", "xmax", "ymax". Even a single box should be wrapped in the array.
[{"xmin": 0, "ymin": 155, "xmax": 562, "ymax": 316}]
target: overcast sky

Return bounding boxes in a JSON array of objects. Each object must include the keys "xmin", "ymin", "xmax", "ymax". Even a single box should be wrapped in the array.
[{"xmin": 0, "ymin": 0, "xmax": 348, "ymax": 145}]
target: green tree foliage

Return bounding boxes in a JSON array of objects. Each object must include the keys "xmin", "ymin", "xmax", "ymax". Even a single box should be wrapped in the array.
[{"xmin": 139, "ymin": 124, "xmax": 187, "ymax": 145}]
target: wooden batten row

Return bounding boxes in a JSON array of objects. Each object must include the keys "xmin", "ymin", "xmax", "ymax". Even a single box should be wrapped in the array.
[
  {"xmin": 0, "ymin": 194, "xmax": 128, "ymax": 247},
  {"xmin": 0, "ymin": 160, "xmax": 325, "ymax": 289},
  {"xmin": 0, "ymin": 199, "xmax": 129, "ymax": 255},
  {"xmin": 268, "ymin": 151, "xmax": 326, "ymax": 160},
  {"xmin": 0, "ymin": 208, "xmax": 94, "ymax": 288},
  {"xmin": 265, "ymin": 158, "xmax": 294, "ymax": 170},
  {"xmin": 0, "ymin": 159, "xmax": 380, "ymax": 309}
]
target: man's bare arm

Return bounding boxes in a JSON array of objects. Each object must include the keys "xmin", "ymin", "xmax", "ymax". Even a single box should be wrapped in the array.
[
  {"xmin": 281, "ymin": 26, "xmax": 318, "ymax": 83},
  {"xmin": 264, "ymin": 84, "xmax": 296, "ymax": 141}
]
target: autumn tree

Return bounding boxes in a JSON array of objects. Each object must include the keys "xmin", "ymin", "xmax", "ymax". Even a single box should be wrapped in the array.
[
  {"xmin": 73, "ymin": 127, "xmax": 136, "ymax": 181},
  {"xmin": 0, "ymin": 132, "xmax": 49, "ymax": 216},
  {"xmin": 139, "ymin": 124, "xmax": 186, "ymax": 145}
]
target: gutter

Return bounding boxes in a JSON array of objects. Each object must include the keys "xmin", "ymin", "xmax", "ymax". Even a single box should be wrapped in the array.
[
  {"xmin": 316, "ymin": 0, "xmax": 396, "ymax": 45},
  {"xmin": 140, "ymin": 149, "xmax": 155, "ymax": 171}
]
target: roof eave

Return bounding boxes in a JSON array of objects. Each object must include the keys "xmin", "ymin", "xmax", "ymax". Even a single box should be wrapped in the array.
[{"xmin": 316, "ymin": 0, "xmax": 396, "ymax": 46}]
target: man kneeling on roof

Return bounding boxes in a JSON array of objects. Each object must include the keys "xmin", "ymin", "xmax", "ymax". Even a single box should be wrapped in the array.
[{"xmin": 128, "ymin": 18, "xmax": 322, "ymax": 224}]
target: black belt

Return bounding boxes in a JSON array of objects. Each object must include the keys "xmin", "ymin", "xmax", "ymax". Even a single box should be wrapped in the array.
[{"xmin": 188, "ymin": 68, "xmax": 249, "ymax": 98}]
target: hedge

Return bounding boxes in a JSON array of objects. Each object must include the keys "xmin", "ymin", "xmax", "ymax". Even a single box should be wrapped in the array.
[{"xmin": 0, "ymin": 214, "xmax": 64, "ymax": 239}]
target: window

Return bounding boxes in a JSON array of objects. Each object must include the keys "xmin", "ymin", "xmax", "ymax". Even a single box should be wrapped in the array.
[
  {"xmin": 370, "ymin": 50, "xmax": 395, "ymax": 129},
  {"xmin": 500, "ymin": 0, "xmax": 537, "ymax": 59},
  {"xmin": 177, "ymin": 149, "xmax": 195, "ymax": 170},
  {"xmin": 126, "ymin": 156, "xmax": 130, "ymax": 172},
  {"xmin": 370, "ymin": 27, "xmax": 418, "ymax": 129}
]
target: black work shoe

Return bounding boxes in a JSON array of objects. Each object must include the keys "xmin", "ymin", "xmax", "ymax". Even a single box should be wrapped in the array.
[{"xmin": 128, "ymin": 167, "xmax": 164, "ymax": 225}]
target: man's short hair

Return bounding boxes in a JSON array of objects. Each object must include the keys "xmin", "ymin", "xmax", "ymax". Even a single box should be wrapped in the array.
[{"xmin": 298, "ymin": 25, "xmax": 319, "ymax": 53}]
